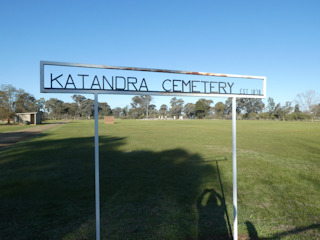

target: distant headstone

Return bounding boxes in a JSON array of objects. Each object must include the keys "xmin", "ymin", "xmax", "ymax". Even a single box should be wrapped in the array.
[{"xmin": 104, "ymin": 116, "xmax": 114, "ymax": 124}]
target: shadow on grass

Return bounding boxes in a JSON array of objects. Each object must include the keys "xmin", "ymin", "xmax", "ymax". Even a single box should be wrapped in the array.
[
  {"xmin": 0, "ymin": 134, "xmax": 232, "ymax": 240},
  {"xmin": 40, "ymin": 122, "xmax": 69, "ymax": 125},
  {"xmin": 246, "ymin": 221, "xmax": 320, "ymax": 239},
  {"xmin": 0, "ymin": 131, "xmax": 40, "ymax": 146}
]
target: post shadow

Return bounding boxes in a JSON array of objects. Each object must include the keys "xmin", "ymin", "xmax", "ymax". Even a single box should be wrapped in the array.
[
  {"xmin": 197, "ymin": 188, "xmax": 231, "ymax": 240},
  {"xmin": 195, "ymin": 159, "xmax": 232, "ymax": 240},
  {"xmin": 216, "ymin": 160, "xmax": 233, "ymax": 238},
  {"xmin": 246, "ymin": 221, "xmax": 259, "ymax": 240}
]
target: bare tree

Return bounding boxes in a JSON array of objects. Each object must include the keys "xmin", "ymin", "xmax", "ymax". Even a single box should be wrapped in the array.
[{"xmin": 294, "ymin": 90, "xmax": 320, "ymax": 113}]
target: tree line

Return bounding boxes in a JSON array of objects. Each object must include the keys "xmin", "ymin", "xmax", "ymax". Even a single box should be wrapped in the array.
[{"xmin": 1, "ymin": 84, "xmax": 320, "ymax": 123}]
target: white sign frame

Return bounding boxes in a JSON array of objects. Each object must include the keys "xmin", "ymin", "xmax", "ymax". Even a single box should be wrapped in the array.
[
  {"xmin": 40, "ymin": 61, "xmax": 266, "ymax": 98},
  {"xmin": 40, "ymin": 61, "xmax": 266, "ymax": 240}
]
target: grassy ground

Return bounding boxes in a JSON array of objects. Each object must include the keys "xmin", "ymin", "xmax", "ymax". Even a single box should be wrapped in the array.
[
  {"xmin": 0, "ymin": 120, "xmax": 319, "ymax": 239},
  {"xmin": 0, "ymin": 120, "xmax": 64, "ymax": 133},
  {"xmin": 0, "ymin": 123, "xmax": 37, "ymax": 133}
]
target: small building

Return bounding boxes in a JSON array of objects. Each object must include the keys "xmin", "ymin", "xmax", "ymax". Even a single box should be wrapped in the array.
[{"xmin": 16, "ymin": 112, "xmax": 42, "ymax": 125}]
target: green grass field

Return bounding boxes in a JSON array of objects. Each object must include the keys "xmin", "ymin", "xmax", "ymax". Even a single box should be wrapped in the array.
[
  {"xmin": 0, "ymin": 120, "xmax": 319, "ymax": 239},
  {"xmin": 0, "ymin": 120, "xmax": 61, "ymax": 133},
  {"xmin": 0, "ymin": 124, "xmax": 37, "ymax": 133}
]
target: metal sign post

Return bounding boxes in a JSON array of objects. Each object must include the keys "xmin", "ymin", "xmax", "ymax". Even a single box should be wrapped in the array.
[
  {"xmin": 232, "ymin": 97, "xmax": 237, "ymax": 240},
  {"xmin": 40, "ymin": 61, "xmax": 266, "ymax": 240},
  {"xmin": 94, "ymin": 93, "xmax": 100, "ymax": 240}
]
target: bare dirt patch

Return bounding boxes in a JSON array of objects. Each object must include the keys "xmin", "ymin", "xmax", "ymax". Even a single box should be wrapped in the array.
[{"xmin": 0, "ymin": 123, "xmax": 66, "ymax": 149}]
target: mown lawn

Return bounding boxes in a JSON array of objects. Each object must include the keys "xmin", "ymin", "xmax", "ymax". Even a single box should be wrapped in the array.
[
  {"xmin": 0, "ymin": 120, "xmax": 60, "ymax": 133},
  {"xmin": 0, "ymin": 124, "xmax": 37, "ymax": 133},
  {"xmin": 0, "ymin": 120, "xmax": 319, "ymax": 239}
]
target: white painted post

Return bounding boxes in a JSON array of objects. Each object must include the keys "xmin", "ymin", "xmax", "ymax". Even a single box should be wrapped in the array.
[
  {"xmin": 94, "ymin": 93, "xmax": 100, "ymax": 240},
  {"xmin": 232, "ymin": 97, "xmax": 238, "ymax": 240}
]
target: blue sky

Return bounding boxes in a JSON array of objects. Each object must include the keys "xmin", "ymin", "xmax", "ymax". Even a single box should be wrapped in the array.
[{"xmin": 1, "ymin": 0, "xmax": 319, "ymax": 109}]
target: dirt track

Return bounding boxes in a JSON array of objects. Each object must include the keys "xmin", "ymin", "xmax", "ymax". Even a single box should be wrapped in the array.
[{"xmin": 0, "ymin": 123, "xmax": 65, "ymax": 149}]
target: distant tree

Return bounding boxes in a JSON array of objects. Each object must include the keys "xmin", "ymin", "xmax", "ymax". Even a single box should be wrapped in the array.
[
  {"xmin": 81, "ymin": 99, "xmax": 95, "ymax": 119},
  {"xmin": 72, "ymin": 94, "xmax": 86, "ymax": 105},
  {"xmin": 169, "ymin": 97, "xmax": 184, "ymax": 118},
  {"xmin": 259, "ymin": 112, "xmax": 270, "ymax": 120},
  {"xmin": 170, "ymin": 97, "xmax": 184, "ymax": 107},
  {"xmin": 283, "ymin": 103, "xmax": 302, "ymax": 121},
  {"xmin": 214, "ymin": 102, "xmax": 225, "ymax": 118},
  {"xmin": 237, "ymin": 98, "xmax": 264, "ymax": 118},
  {"xmin": 267, "ymin": 97, "xmax": 276, "ymax": 115},
  {"xmin": 61, "ymin": 102, "xmax": 77, "ymax": 119},
  {"xmin": 131, "ymin": 96, "xmax": 142, "ymax": 109},
  {"xmin": 36, "ymin": 98, "xmax": 46, "ymax": 112},
  {"xmin": 148, "ymin": 104, "xmax": 156, "ymax": 118},
  {"xmin": 195, "ymin": 99, "xmax": 213, "ymax": 119},
  {"xmin": 274, "ymin": 101, "xmax": 292, "ymax": 121},
  {"xmin": 112, "ymin": 107, "xmax": 122, "ymax": 118},
  {"xmin": 288, "ymin": 111, "xmax": 311, "ymax": 121},
  {"xmin": 284, "ymin": 101, "xmax": 293, "ymax": 116},
  {"xmin": 224, "ymin": 98, "xmax": 232, "ymax": 115},
  {"xmin": 170, "ymin": 106, "xmax": 183, "ymax": 118},
  {"xmin": 69, "ymin": 103, "xmax": 79, "ymax": 119},
  {"xmin": 72, "ymin": 94, "xmax": 86, "ymax": 117},
  {"xmin": 0, "ymin": 102, "xmax": 5, "ymax": 120},
  {"xmin": 0, "ymin": 90, "xmax": 6, "ymax": 120},
  {"xmin": 128, "ymin": 108, "xmax": 144, "ymax": 119},
  {"xmin": 159, "ymin": 104, "xmax": 168, "ymax": 116},
  {"xmin": 130, "ymin": 95, "xmax": 153, "ymax": 118},
  {"xmin": 311, "ymin": 104, "xmax": 320, "ymax": 118},
  {"xmin": 14, "ymin": 90, "xmax": 37, "ymax": 113},
  {"xmin": 224, "ymin": 98, "xmax": 246, "ymax": 118},
  {"xmin": 149, "ymin": 104, "xmax": 156, "ymax": 111},
  {"xmin": 98, "ymin": 102, "xmax": 112, "ymax": 117},
  {"xmin": 184, "ymin": 103, "xmax": 195, "ymax": 118},
  {"xmin": 143, "ymin": 95, "xmax": 152, "ymax": 118},
  {"xmin": 294, "ymin": 104, "xmax": 300, "ymax": 113},
  {"xmin": 0, "ymin": 84, "xmax": 19, "ymax": 123},
  {"xmin": 294, "ymin": 90, "xmax": 320, "ymax": 113},
  {"xmin": 273, "ymin": 103, "xmax": 282, "ymax": 120},
  {"xmin": 130, "ymin": 96, "xmax": 143, "ymax": 118},
  {"xmin": 45, "ymin": 98, "xmax": 64, "ymax": 120},
  {"xmin": 149, "ymin": 107, "xmax": 158, "ymax": 118},
  {"xmin": 120, "ymin": 106, "xmax": 127, "ymax": 118}
]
